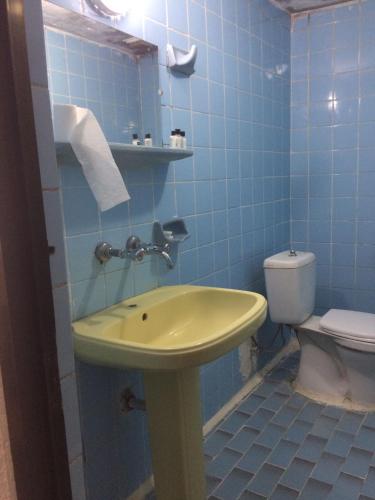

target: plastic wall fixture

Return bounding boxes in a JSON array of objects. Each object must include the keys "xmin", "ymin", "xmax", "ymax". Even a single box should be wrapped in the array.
[
  {"xmin": 55, "ymin": 142, "xmax": 193, "ymax": 168},
  {"xmin": 153, "ymin": 219, "xmax": 190, "ymax": 245},
  {"xmin": 166, "ymin": 44, "xmax": 197, "ymax": 76}
]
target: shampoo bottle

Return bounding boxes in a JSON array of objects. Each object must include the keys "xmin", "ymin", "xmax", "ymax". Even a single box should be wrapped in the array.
[
  {"xmin": 181, "ymin": 131, "xmax": 187, "ymax": 149},
  {"xmin": 169, "ymin": 130, "xmax": 177, "ymax": 148},
  {"xmin": 144, "ymin": 133, "xmax": 153, "ymax": 146},
  {"xmin": 175, "ymin": 128, "xmax": 182, "ymax": 148}
]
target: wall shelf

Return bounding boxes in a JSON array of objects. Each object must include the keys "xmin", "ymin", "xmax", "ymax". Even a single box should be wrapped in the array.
[{"xmin": 55, "ymin": 142, "xmax": 193, "ymax": 168}]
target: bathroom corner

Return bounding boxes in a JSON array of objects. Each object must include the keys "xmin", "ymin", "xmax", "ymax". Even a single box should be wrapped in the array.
[{"xmin": 4, "ymin": 0, "xmax": 375, "ymax": 499}]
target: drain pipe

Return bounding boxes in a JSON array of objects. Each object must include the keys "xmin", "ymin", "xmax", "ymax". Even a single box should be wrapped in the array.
[
  {"xmin": 121, "ymin": 388, "xmax": 146, "ymax": 414},
  {"xmin": 252, "ymin": 324, "xmax": 287, "ymax": 353}
]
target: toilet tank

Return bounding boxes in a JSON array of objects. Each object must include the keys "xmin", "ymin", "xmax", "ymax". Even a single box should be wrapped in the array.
[{"xmin": 263, "ymin": 250, "xmax": 316, "ymax": 325}]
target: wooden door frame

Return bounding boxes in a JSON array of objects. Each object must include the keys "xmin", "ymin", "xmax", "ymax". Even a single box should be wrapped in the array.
[{"xmin": 0, "ymin": 1, "xmax": 72, "ymax": 499}]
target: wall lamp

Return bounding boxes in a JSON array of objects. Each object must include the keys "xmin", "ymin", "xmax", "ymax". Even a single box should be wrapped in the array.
[{"xmin": 87, "ymin": 0, "xmax": 130, "ymax": 18}]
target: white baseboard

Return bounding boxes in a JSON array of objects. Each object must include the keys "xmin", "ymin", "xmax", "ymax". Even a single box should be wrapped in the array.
[{"xmin": 127, "ymin": 338, "xmax": 299, "ymax": 499}]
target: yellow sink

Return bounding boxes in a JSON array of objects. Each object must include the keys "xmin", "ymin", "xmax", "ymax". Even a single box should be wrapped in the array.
[
  {"xmin": 73, "ymin": 285, "xmax": 267, "ymax": 500},
  {"xmin": 72, "ymin": 285, "xmax": 267, "ymax": 371}
]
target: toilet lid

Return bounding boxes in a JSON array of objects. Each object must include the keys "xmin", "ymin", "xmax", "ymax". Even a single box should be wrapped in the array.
[{"xmin": 320, "ymin": 309, "xmax": 375, "ymax": 341}]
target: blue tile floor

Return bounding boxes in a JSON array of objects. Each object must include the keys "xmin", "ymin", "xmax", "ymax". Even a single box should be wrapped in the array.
[
  {"xmin": 146, "ymin": 350, "xmax": 375, "ymax": 499},
  {"xmin": 205, "ymin": 351, "xmax": 375, "ymax": 500}
]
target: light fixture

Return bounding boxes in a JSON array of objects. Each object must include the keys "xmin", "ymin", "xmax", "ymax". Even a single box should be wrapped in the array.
[{"xmin": 87, "ymin": 0, "xmax": 130, "ymax": 18}]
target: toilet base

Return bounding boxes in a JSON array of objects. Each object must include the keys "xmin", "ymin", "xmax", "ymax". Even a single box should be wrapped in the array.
[
  {"xmin": 294, "ymin": 320, "xmax": 375, "ymax": 412},
  {"xmin": 293, "ymin": 381, "xmax": 375, "ymax": 412}
]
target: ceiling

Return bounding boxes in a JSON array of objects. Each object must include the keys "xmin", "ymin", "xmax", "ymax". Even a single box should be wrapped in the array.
[{"xmin": 271, "ymin": 0, "xmax": 355, "ymax": 13}]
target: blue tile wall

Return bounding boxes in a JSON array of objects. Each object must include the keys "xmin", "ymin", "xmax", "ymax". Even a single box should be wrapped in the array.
[
  {"xmin": 46, "ymin": 0, "xmax": 290, "ymax": 497},
  {"xmin": 290, "ymin": 0, "xmax": 375, "ymax": 315},
  {"xmin": 46, "ymin": 27, "xmax": 161, "ymax": 144}
]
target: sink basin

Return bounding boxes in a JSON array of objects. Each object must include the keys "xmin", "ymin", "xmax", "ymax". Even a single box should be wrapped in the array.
[
  {"xmin": 72, "ymin": 285, "xmax": 267, "ymax": 500},
  {"xmin": 73, "ymin": 285, "xmax": 267, "ymax": 371}
]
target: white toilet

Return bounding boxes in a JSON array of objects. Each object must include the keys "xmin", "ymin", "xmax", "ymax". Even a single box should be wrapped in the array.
[{"xmin": 264, "ymin": 250, "xmax": 375, "ymax": 410}]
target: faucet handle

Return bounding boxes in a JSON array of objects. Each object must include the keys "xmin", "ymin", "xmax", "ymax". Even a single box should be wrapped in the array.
[
  {"xmin": 95, "ymin": 242, "xmax": 114, "ymax": 263},
  {"xmin": 126, "ymin": 236, "xmax": 146, "ymax": 263},
  {"xmin": 134, "ymin": 248, "xmax": 146, "ymax": 262},
  {"xmin": 95, "ymin": 242, "xmax": 127, "ymax": 262},
  {"xmin": 163, "ymin": 242, "xmax": 171, "ymax": 254},
  {"xmin": 126, "ymin": 235, "xmax": 142, "ymax": 252}
]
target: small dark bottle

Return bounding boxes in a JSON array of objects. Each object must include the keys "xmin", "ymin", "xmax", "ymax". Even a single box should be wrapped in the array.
[
  {"xmin": 132, "ymin": 133, "xmax": 141, "ymax": 145},
  {"xmin": 180, "ymin": 131, "xmax": 187, "ymax": 149}
]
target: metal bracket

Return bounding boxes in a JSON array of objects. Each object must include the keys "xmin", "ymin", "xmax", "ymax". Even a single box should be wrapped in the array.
[{"xmin": 120, "ymin": 388, "xmax": 146, "ymax": 414}]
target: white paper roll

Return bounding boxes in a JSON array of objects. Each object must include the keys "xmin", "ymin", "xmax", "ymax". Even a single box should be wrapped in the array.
[{"xmin": 54, "ymin": 104, "xmax": 130, "ymax": 211}]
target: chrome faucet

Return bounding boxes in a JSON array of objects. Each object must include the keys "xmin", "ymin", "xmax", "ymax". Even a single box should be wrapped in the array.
[
  {"xmin": 145, "ymin": 244, "xmax": 174, "ymax": 269},
  {"xmin": 95, "ymin": 235, "xmax": 174, "ymax": 269}
]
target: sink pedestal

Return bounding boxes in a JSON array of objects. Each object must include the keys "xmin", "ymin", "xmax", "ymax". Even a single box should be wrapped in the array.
[
  {"xmin": 73, "ymin": 285, "xmax": 267, "ymax": 498},
  {"xmin": 143, "ymin": 367, "xmax": 206, "ymax": 500}
]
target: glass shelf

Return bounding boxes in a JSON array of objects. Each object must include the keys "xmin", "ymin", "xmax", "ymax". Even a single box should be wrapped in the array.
[{"xmin": 55, "ymin": 142, "xmax": 193, "ymax": 168}]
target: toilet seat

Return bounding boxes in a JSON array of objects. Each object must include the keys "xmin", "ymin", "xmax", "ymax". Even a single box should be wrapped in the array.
[{"xmin": 320, "ymin": 309, "xmax": 375, "ymax": 344}]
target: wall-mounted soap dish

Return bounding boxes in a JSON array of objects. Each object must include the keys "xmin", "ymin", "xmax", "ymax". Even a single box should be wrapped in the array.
[
  {"xmin": 154, "ymin": 219, "xmax": 190, "ymax": 246},
  {"xmin": 166, "ymin": 44, "xmax": 197, "ymax": 76}
]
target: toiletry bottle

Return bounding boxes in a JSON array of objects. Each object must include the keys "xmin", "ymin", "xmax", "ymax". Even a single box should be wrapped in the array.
[
  {"xmin": 181, "ymin": 131, "xmax": 187, "ymax": 149},
  {"xmin": 144, "ymin": 133, "xmax": 153, "ymax": 146},
  {"xmin": 175, "ymin": 128, "xmax": 182, "ymax": 148},
  {"xmin": 170, "ymin": 130, "xmax": 177, "ymax": 148},
  {"xmin": 132, "ymin": 133, "xmax": 141, "ymax": 145}
]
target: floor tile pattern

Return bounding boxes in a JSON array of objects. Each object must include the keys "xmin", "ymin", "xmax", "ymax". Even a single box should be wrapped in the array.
[
  {"xmin": 146, "ymin": 351, "xmax": 375, "ymax": 500},
  {"xmin": 205, "ymin": 351, "xmax": 375, "ymax": 500}
]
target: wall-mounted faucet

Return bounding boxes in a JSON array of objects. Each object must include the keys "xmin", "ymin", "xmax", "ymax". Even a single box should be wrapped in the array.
[
  {"xmin": 95, "ymin": 235, "xmax": 174, "ymax": 269},
  {"xmin": 95, "ymin": 220, "xmax": 190, "ymax": 270}
]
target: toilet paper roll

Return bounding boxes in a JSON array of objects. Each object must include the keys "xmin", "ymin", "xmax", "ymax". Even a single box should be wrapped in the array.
[{"xmin": 61, "ymin": 105, "xmax": 130, "ymax": 211}]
